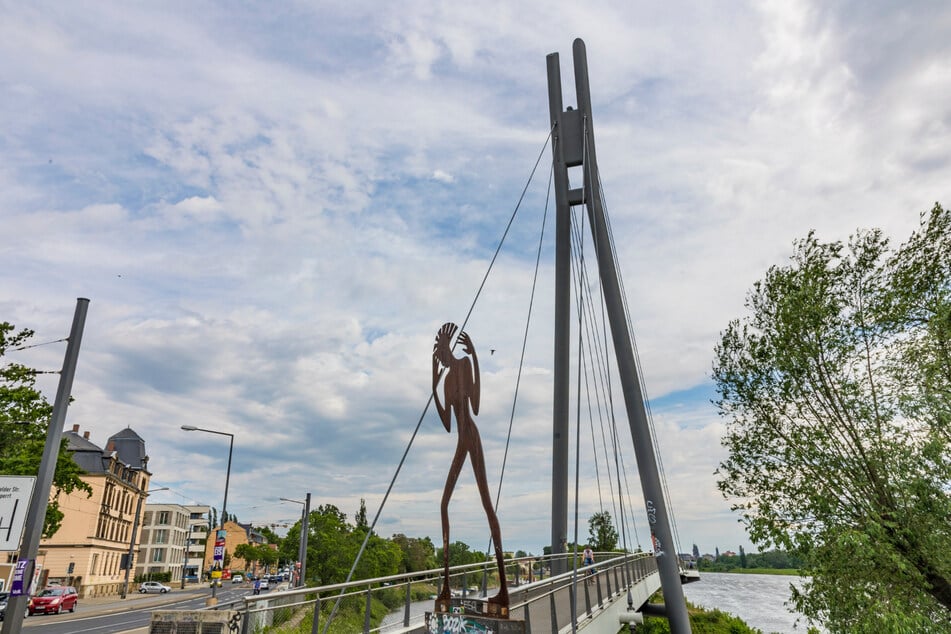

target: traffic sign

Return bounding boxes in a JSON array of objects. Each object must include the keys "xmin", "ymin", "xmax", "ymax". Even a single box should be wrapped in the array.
[{"xmin": 0, "ymin": 476, "xmax": 36, "ymax": 551}]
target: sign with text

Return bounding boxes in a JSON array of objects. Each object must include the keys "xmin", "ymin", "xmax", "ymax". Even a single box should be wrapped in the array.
[
  {"xmin": 0, "ymin": 475, "xmax": 36, "ymax": 551},
  {"xmin": 10, "ymin": 558, "xmax": 31, "ymax": 596},
  {"xmin": 213, "ymin": 530, "xmax": 226, "ymax": 562}
]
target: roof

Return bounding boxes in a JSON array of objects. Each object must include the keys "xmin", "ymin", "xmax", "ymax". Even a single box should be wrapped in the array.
[
  {"xmin": 107, "ymin": 427, "xmax": 148, "ymax": 469},
  {"xmin": 64, "ymin": 431, "xmax": 109, "ymax": 474}
]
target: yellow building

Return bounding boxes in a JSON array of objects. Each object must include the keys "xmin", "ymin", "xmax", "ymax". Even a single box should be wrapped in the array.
[
  {"xmin": 38, "ymin": 425, "xmax": 152, "ymax": 598},
  {"xmin": 201, "ymin": 520, "xmax": 250, "ymax": 577}
]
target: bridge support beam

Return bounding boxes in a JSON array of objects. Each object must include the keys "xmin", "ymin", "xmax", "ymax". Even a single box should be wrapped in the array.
[
  {"xmin": 546, "ymin": 39, "xmax": 692, "ymax": 634},
  {"xmin": 546, "ymin": 48, "xmax": 573, "ymax": 576}
]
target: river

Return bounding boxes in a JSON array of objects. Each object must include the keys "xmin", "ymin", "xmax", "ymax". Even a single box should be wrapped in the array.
[{"xmin": 683, "ymin": 571, "xmax": 822, "ymax": 633}]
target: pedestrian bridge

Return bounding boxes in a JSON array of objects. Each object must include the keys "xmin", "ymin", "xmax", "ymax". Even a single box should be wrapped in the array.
[{"xmin": 236, "ymin": 551, "xmax": 684, "ymax": 633}]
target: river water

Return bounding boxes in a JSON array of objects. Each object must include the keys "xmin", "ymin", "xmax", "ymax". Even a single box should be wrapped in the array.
[{"xmin": 682, "ymin": 571, "xmax": 821, "ymax": 633}]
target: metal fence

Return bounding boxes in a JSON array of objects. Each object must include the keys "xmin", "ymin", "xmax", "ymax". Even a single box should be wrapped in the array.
[{"xmin": 236, "ymin": 551, "xmax": 659, "ymax": 634}]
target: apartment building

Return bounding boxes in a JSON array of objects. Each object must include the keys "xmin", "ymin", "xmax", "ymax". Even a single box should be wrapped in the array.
[
  {"xmin": 185, "ymin": 505, "xmax": 210, "ymax": 581},
  {"xmin": 38, "ymin": 425, "xmax": 151, "ymax": 598},
  {"xmin": 137, "ymin": 503, "xmax": 210, "ymax": 584}
]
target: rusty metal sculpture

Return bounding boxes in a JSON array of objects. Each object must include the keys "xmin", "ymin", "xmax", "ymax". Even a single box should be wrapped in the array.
[{"xmin": 432, "ymin": 322, "xmax": 509, "ymax": 618}]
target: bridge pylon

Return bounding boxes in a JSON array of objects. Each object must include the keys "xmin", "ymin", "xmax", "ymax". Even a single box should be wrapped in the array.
[{"xmin": 546, "ymin": 38, "xmax": 693, "ymax": 634}]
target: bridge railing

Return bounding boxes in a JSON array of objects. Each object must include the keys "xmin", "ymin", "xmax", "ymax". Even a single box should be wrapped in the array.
[{"xmin": 238, "ymin": 551, "xmax": 658, "ymax": 634}]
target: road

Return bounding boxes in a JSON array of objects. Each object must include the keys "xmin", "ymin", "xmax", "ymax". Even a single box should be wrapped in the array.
[{"xmin": 21, "ymin": 586, "xmax": 256, "ymax": 634}]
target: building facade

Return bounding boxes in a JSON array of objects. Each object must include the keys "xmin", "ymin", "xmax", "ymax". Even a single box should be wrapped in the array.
[
  {"xmin": 136, "ymin": 504, "xmax": 187, "ymax": 584},
  {"xmin": 184, "ymin": 505, "xmax": 210, "ymax": 581},
  {"xmin": 38, "ymin": 425, "xmax": 152, "ymax": 598},
  {"xmin": 200, "ymin": 520, "xmax": 268, "ymax": 577},
  {"xmin": 136, "ymin": 503, "xmax": 210, "ymax": 584}
]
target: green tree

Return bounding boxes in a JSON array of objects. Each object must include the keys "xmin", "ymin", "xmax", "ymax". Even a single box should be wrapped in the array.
[
  {"xmin": 256, "ymin": 525, "xmax": 282, "ymax": 545},
  {"xmin": 446, "ymin": 541, "xmax": 485, "ymax": 566},
  {"xmin": 0, "ymin": 322, "xmax": 91, "ymax": 537},
  {"xmin": 739, "ymin": 545, "xmax": 747, "ymax": 569},
  {"xmin": 279, "ymin": 504, "xmax": 400, "ymax": 586},
  {"xmin": 355, "ymin": 498, "xmax": 368, "ymax": 533},
  {"xmin": 714, "ymin": 204, "xmax": 951, "ymax": 631},
  {"xmin": 391, "ymin": 534, "xmax": 437, "ymax": 573},
  {"xmin": 233, "ymin": 543, "xmax": 257, "ymax": 571},
  {"xmin": 587, "ymin": 511, "xmax": 619, "ymax": 552},
  {"xmin": 256, "ymin": 544, "xmax": 278, "ymax": 573}
]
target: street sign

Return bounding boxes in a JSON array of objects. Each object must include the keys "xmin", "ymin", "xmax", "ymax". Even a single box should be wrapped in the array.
[{"xmin": 0, "ymin": 476, "xmax": 36, "ymax": 551}]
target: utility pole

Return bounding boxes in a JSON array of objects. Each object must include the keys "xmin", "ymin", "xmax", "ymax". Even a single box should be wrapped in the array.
[
  {"xmin": 546, "ymin": 40, "xmax": 692, "ymax": 633},
  {"xmin": 298, "ymin": 493, "xmax": 310, "ymax": 587},
  {"xmin": 2, "ymin": 298, "xmax": 89, "ymax": 634}
]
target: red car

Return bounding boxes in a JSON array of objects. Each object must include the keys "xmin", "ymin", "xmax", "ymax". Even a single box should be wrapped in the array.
[{"xmin": 28, "ymin": 586, "xmax": 78, "ymax": 615}]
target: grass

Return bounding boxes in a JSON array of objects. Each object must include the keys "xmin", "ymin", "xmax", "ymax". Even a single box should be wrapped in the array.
[{"xmin": 628, "ymin": 601, "xmax": 764, "ymax": 634}]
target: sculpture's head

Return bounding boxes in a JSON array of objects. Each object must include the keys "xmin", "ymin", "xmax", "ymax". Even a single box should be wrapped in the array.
[{"xmin": 434, "ymin": 322, "xmax": 458, "ymax": 367}]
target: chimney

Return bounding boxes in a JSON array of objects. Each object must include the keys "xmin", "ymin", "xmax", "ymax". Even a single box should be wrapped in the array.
[
  {"xmin": 106, "ymin": 440, "xmax": 115, "ymax": 452},
  {"xmin": 72, "ymin": 424, "xmax": 80, "ymax": 432},
  {"xmin": 83, "ymin": 431, "xmax": 90, "ymax": 440}
]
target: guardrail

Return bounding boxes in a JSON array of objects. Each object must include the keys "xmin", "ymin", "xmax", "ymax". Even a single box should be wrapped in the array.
[{"xmin": 237, "ymin": 551, "xmax": 658, "ymax": 634}]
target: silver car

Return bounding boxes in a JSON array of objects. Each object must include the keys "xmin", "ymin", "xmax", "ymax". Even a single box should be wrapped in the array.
[{"xmin": 138, "ymin": 581, "xmax": 171, "ymax": 594}]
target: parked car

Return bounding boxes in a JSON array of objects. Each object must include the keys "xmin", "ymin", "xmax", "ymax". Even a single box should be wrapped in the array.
[
  {"xmin": 138, "ymin": 581, "xmax": 172, "ymax": 594},
  {"xmin": 28, "ymin": 586, "xmax": 78, "ymax": 615},
  {"xmin": 0, "ymin": 592, "xmax": 30, "ymax": 621},
  {"xmin": 231, "ymin": 574, "xmax": 244, "ymax": 583}
]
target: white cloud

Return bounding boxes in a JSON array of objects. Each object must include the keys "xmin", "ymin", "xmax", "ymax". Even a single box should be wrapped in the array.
[{"xmin": 432, "ymin": 169, "xmax": 454, "ymax": 183}]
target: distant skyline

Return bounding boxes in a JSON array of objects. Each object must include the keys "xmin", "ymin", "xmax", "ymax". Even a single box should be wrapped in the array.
[{"xmin": 3, "ymin": 1, "xmax": 949, "ymax": 557}]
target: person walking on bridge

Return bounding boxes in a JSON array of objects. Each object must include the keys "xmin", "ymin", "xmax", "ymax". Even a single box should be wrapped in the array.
[{"xmin": 432, "ymin": 322, "xmax": 509, "ymax": 617}]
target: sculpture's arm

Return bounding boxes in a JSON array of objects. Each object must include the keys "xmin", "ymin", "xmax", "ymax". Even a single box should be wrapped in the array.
[
  {"xmin": 460, "ymin": 331, "xmax": 480, "ymax": 416},
  {"xmin": 433, "ymin": 355, "xmax": 451, "ymax": 431}
]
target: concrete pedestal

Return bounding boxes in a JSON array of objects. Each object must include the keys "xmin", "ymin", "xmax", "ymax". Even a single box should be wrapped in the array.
[{"xmin": 427, "ymin": 597, "xmax": 525, "ymax": 633}]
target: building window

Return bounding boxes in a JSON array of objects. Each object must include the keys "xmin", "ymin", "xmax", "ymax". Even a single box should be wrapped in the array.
[
  {"xmin": 155, "ymin": 529, "xmax": 168, "ymax": 544},
  {"xmin": 151, "ymin": 549, "xmax": 165, "ymax": 563},
  {"xmin": 91, "ymin": 553, "xmax": 99, "ymax": 575},
  {"xmin": 158, "ymin": 511, "xmax": 171, "ymax": 525}
]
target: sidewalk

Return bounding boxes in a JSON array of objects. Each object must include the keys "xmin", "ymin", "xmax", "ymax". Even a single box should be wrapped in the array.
[{"xmin": 73, "ymin": 585, "xmax": 207, "ymax": 619}]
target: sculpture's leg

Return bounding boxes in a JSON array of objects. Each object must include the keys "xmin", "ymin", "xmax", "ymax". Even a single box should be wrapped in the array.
[
  {"xmin": 469, "ymin": 434, "xmax": 509, "ymax": 616},
  {"xmin": 437, "ymin": 442, "xmax": 467, "ymax": 612}
]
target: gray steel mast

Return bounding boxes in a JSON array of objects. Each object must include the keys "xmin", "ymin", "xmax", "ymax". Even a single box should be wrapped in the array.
[{"xmin": 547, "ymin": 39, "xmax": 692, "ymax": 633}]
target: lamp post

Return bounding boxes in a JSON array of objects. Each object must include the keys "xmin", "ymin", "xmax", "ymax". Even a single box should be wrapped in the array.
[
  {"xmin": 280, "ymin": 494, "xmax": 310, "ymax": 587},
  {"xmin": 181, "ymin": 425, "xmax": 233, "ymax": 604},
  {"xmin": 181, "ymin": 538, "xmax": 190, "ymax": 589},
  {"xmin": 121, "ymin": 486, "xmax": 169, "ymax": 599}
]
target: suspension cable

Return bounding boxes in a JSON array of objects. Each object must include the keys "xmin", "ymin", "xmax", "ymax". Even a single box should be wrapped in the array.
[{"xmin": 594, "ymin": 154, "xmax": 683, "ymax": 559}]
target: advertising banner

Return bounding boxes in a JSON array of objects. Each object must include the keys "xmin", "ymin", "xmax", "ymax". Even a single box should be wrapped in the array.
[{"xmin": 10, "ymin": 558, "xmax": 30, "ymax": 596}]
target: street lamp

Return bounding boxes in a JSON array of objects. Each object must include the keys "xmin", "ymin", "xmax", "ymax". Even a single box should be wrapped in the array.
[
  {"xmin": 121, "ymin": 486, "xmax": 169, "ymax": 598},
  {"xmin": 280, "ymin": 494, "xmax": 311, "ymax": 587},
  {"xmin": 181, "ymin": 424, "xmax": 234, "ymax": 603}
]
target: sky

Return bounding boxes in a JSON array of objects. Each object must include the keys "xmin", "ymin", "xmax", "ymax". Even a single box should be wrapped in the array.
[{"xmin": 2, "ymin": 1, "xmax": 949, "ymax": 558}]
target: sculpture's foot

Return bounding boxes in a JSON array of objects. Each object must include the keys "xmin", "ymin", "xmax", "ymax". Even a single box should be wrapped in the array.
[
  {"xmin": 486, "ymin": 592, "xmax": 509, "ymax": 619},
  {"xmin": 434, "ymin": 588, "xmax": 452, "ymax": 613}
]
